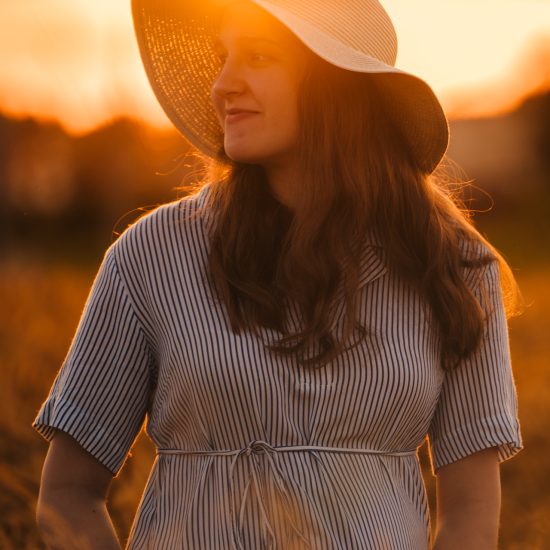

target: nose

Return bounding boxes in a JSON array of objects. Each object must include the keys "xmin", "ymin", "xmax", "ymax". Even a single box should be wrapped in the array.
[{"xmin": 211, "ymin": 57, "xmax": 246, "ymax": 100}]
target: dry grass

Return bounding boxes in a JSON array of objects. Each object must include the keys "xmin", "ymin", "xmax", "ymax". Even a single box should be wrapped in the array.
[{"xmin": 0, "ymin": 255, "xmax": 548, "ymax": 548}]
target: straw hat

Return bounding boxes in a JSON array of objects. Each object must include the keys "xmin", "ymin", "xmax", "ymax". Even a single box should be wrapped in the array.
[{"xmin": 132, "ymin": 0, "xmax": 449, "ymax": 174}]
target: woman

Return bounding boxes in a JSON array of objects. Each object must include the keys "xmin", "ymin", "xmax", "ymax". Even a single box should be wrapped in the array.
[{"xmin": 34, "ymin": 1, "xmax": 523, "ymax": 548}]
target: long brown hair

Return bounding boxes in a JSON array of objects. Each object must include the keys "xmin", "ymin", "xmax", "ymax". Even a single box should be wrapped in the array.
[{"xmin": 201, "ymin": 53, "xmax": 520, "ymax": 370}]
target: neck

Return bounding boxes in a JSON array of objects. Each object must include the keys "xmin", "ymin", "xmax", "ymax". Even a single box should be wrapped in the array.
[{"xmin": 263, "ymin": 158, "xmax": 301, "ymax": 211}]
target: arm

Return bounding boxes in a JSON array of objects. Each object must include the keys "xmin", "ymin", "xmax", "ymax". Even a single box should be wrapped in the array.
[
  {"xmin": 433, "ymin": 446, "xmax": 501, "ymax": 550},
  {"xmin": 36, "ymin": 430, "xmax": 121, "ymax": 550}
]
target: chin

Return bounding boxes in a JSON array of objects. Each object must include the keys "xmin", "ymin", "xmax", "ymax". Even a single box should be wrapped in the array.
[{"xmin": 224, "ymin": 145, "xmax": 266, "ymax": 165}]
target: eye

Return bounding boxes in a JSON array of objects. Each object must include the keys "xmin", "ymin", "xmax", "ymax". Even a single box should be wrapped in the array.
[{"xmin": 249, "ymin": 52, "xmax": 271, "ymax": 63}]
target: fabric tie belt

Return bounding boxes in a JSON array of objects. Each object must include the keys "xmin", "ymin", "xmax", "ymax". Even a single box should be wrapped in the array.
[{"xmin": 157, "ymin": 441, "xmax": 417, "ymax": 549}]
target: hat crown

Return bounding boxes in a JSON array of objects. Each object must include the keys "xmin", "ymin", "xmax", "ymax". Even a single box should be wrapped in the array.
[{"xmin": 256, "ymin": 0, "xmax": 398, "ymax": 65}]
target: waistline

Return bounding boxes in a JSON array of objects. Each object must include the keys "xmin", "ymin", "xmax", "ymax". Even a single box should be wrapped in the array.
[{"xmin": 156, "ymin": 441, "xmax": 417, "ymax": 458}]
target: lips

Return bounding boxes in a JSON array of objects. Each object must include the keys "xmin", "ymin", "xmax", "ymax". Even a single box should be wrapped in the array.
[
  {"xmin": 225, "ymin": 109, "xmax": 260, "ymax": 124},
  {"xmin": 226, "ymin": 108, "xmax": 259, "ymax": 115}
]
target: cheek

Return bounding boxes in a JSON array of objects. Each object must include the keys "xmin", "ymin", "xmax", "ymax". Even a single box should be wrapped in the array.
[
  {"xmin": 278, "ymin": 75, "xmax": 301, "ymax": 124},
  {"xmin": 275, "ymin": 97, "xmax": 300, "ymax": 140},
  {"xmin": 265, "ymin": 86, "xmax": 300, "ymax": 134}
]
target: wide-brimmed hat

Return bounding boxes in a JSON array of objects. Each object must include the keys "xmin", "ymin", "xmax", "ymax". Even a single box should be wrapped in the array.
[{"xmin": 132, "ymin": 0, "xmax": 449, "ymax": 174}]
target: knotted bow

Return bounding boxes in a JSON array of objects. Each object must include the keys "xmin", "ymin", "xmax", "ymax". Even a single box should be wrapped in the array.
[{"xmin": 227, "ymin": 440, "xmax": 311, "ymax": 549}]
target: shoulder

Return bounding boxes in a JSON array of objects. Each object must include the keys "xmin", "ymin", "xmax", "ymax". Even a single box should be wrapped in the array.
[
  {"xmin": 109, "ymin": 184, "xmax": 213, "ymax": 278},
  {"xmin": 123, "ymin": 184, "xmax": 210, "ymax": 237},
  {"xmin": 115, "ymin": 185, "xmax": 211, "ymax": 250},
  {"xmin": 454, "ymin": 229, "xmax": 501, "ymax": 296},
  {"xmin": 457, "ymin": 231, "xmax": 496, "ymax": 264}
]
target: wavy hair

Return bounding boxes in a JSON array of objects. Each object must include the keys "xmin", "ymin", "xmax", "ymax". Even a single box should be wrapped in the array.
[{"xmin": 201, "ymin": 54, "xmax": 520, "ymax": 370}]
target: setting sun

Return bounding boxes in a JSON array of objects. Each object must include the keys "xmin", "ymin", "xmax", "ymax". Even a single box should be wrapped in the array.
[{"xmin": 1, "ymin": 0, "xmax": 549, "ymax": 133}]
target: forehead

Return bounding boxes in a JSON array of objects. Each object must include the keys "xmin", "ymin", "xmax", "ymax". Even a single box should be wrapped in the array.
[{"xmin": 215, "ymin": 1, "xmax": 299, "ymax": 47}]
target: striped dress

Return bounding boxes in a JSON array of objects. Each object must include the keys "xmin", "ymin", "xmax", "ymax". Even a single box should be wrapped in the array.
[{"xmin": 33, "ymin": 183, "xmax": 523, "ymax": 549}]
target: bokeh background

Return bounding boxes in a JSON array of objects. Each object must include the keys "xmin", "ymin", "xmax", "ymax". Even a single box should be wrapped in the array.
[{"xmin": 1, "ymin": 0, "xmax": 549, "ymax": 548}]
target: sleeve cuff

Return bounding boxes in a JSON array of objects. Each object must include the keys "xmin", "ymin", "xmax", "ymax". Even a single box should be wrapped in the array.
[
  {"xmin": 428, "ymin": 414, "xmax": 523, "ymax": 475},
  {"xmin": 33, "ymin": 399, "xmax": 129, "ymax": 476}
]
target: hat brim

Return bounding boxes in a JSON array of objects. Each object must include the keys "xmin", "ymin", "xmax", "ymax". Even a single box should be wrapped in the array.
[{"xmin": 132, "ymin": 0, "xmax": 449, "ymax": 174}]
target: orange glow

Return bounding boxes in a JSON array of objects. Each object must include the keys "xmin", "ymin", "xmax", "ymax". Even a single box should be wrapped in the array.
[
  {"xmin": 1, "ymin": 0, "xmax": 550, "ymax": 133},
  {"xmin": 0, "ymin": 0, "xmax": 169, "ymax": 133},
  {"xmin": 443, "ymin": 34, "xmax": 550, "ymax": 119}
]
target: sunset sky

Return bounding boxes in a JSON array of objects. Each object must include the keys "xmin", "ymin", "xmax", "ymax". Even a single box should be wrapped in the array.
[{"xmin": 1, "ymin": 0, "xmax": 549, "ymax": 134}]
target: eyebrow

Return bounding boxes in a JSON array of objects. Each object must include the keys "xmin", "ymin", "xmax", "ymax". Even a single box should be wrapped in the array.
[{"xmin": 212, "ymin": 36, "xmax": 283, "ymax": 50}]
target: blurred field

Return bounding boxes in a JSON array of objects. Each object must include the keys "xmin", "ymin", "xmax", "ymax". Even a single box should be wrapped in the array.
[{"xmin": 0, "ymin": 237, "xmax": 548, "ymax": 549}]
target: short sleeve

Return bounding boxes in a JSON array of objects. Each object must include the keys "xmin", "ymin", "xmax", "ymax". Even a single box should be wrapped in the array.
[
  {"xmin": 32, "ymin": 243, "xmax": 154, "ymax": 476},
  {"xmin": 427, "ymin": 258, "xmax": 523, "ymax": 475}
]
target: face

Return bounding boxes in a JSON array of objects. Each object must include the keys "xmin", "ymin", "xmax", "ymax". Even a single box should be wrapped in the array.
[{"xmin": 210, "ymin": 2, "xmax": 309, "ymax": 168}]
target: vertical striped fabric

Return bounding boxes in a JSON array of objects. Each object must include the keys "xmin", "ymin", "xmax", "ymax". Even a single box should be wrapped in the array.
[{"xmin": 33, "ymin": 183, "xmax": 523, "ymax": 549}]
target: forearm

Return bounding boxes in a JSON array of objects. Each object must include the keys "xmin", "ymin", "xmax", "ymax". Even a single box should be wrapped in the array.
[
  {"xmin": 37, "ymin": 492, "xmax": 121, "ymax": 550},
  {"xmin": 433, "ymin": 448, "xmax": 501, "ymax": 550},
  {"xmin": 432, "ymin": 509, "xmax": 499, "ymax": 550}
]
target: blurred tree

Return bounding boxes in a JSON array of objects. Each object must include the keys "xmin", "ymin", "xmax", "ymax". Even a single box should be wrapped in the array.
[{"xmin": 1, "ymin": 113, "xmax": 192, "ymax": 260}]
